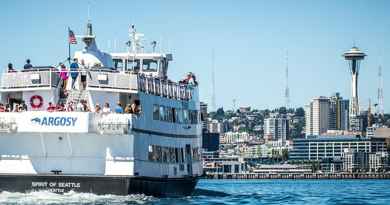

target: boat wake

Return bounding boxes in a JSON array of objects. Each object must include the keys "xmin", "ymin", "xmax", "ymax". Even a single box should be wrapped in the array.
[{"xmin": 0, "ymin": 191, "xmax": 156, "ymax": 205}]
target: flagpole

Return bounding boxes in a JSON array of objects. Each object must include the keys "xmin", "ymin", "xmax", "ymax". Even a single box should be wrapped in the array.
[{"xmin": 68, "ymin": 27, "xmax": 71, "ymax": 65}]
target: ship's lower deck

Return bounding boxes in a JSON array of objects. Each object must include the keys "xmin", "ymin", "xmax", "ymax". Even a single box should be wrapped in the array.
[{"xmin": 0, "ymin": 174, "xmax": 198, "ymax": 197}]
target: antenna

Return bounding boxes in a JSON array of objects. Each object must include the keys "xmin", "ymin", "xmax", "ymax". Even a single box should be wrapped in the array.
[
  {"xmin": 378, "ymin": 65, "xmax": 384, "ymax": 116},
  {"xmin": 87, "ymin": 0, "xmax": 94, "ymax": 22},
  {"xmin": 211, "ymin": 49, "xmax": 216, "ymax": 112},
  {"xmin": 284, "ymin": 50, "xmax": 290, "ymax": 108}
]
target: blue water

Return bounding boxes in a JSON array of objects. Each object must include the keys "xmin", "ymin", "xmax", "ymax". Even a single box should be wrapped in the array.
[{"xmin": 1, "ymin": 180, "xmax": 390, "ymax": 204}]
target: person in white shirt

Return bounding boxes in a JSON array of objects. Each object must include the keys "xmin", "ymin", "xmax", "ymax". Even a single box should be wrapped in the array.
[{"xmin": 102, "ymin": 102, "xmax": 111, "ymax": 114}]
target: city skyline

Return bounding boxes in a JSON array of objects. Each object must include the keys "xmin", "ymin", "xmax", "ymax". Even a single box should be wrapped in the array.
[{"xmin": 0, "ymin": 0, "xmax": 389, "ymax": 112}]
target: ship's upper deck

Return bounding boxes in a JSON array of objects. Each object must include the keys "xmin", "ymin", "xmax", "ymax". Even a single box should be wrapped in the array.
[{"xmin": 0, "ymin": 23, "xmax": 197, "ymax": 101}]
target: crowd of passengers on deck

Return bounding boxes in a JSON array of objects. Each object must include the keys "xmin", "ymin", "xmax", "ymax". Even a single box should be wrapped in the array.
[{"xmin": 0, "ymin": 100, "xmax": 141, "ymax": 114}]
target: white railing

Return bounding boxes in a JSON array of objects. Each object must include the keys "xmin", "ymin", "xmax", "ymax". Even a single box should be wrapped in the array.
[
  {"xmin": 137, "ymin": 75, "xmax": 194, "ymax": 101},
  {"xmin": 87, "ymin": 70, "xmax": 138, "ymax": 91},
  {"xmin": 0, "ymin": 69, "xmax": 60, "ymax": 89},
  {"xmin": 0, "ymin": 69, "xmax": 194, "ymax": 100}
]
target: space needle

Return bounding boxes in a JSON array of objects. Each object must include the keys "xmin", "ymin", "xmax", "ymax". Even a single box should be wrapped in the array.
[{"xmin": 342, "ymin": 46, "xmax": 366, "ymax": 131}]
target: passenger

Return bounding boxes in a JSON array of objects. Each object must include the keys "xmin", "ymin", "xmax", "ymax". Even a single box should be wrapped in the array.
[
  {"xmin": 59, "ymin": 63, "xmax": 69, "ymax": 89},
  {"xmin": 56, "ymin": 103, "xmax": 65, "ymax": 112},
  {"xmin": 94, "ymin": 103, "xmax": 101, "ymax": 113},
  {"xmin": 7, "ymin": 63, "xmax": 15, "ymax": 72},
  {"xmin": 23, "ymin": 59, "xmax": 33, "ymax": 69},
  {"xmin": 80, "ymin": 59, "xmax": 87, "ymax": 90},
  {"xmin": 65, "ymin": 101, "xmax": 75, "ymax": 112},
  {"xmin": 76, "ymin": 101, "xmax": 84, "ymax": 111},
  {"xmin": 0, "ymin": 103, "xmax": 5, "ymax": 112},
  {"xmin": 20, "ymin": 101, "xmax": 28, "ymax": 111},
  {"xmin": 82, "ymin": 100, "xmax": 90, "ymax": 112},
  {"xmin": 115, "ymin": 102, "xmax": 123, "ymax": 113},
  {"xmin": 47, "ymin": 102, "xmax": 56, "ymax": 112},
  {"xmin": 102, "ymin": 102, "xmax": 111, "ymax": 114},
  {"xmin": 5, "ymin": 104, "xmax": 11, "ymax": 112},
  {"xmin": 124, "ymin": 104, "xmax": 132, "ymax": 113},
  {"xmin": 70, "ymin": 58, "xmax": 79, "ymax": 89},
  {"xmin": 131, "ymin": 99, "xmax": 141, "ymax": 114},
  {"xmin": 12, "ymin": 104, "xmax": 20, "ymax": 112}
]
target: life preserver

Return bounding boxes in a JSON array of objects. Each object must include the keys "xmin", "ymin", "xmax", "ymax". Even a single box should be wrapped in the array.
[{"xmin": 30, "ymin": 95, "xmax": 43, "ymax": 109}]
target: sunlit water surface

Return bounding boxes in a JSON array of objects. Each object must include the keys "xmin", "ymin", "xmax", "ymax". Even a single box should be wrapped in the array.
[{"xmin": 1, "ymin": 179, "xmax": 390, "ymax": 205}]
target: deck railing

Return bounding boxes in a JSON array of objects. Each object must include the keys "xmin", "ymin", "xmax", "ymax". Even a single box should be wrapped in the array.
[
  {"xmin": 87, "ymin": 70, "xmax": 138, "ymax": 91},
  {"xmin": 137, "ymin": 75, "xmax": 194, "ymax": 101},
  {"xmin": 0, "ymin": 68, "xmax": 60, "ymax": 89},
  {"xmin": 1, "ymin": 68, "xmax": 194, "ymax": 100}
]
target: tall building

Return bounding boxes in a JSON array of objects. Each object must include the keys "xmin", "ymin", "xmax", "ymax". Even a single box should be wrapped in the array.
[
  {"xmin": 207, "ymin": 119, "xmax": 223, "ymax": 134},
  {"xmin": 200, "ymin": 102, "xmax": 208, "ymax": 132},
  {"xmin": 305, "ymin": 96, "xmax": 330, "ymax": 137},
  {"xmin": 264, "ymin": 115, "xmax": 288, "ymax": 144},
  {"xmin": 329, "ymin": 93, "xmax": 349, "ymax": 131}
]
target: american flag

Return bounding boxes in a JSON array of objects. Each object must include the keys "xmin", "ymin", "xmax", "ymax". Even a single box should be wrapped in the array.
[{"xmin": 68, "ymin": 28, "xmax": 77, "ymax": 44}]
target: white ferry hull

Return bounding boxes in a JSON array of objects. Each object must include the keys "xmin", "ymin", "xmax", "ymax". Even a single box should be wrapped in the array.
[{"xmin": 0, "ymin": 174, "xmax": 198, "ymax": 197}]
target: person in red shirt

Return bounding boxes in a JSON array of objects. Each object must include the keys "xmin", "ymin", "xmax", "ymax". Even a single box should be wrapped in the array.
[{"xmin": 47, "ymin": 102, "xmax": 56, "ymax": 112}]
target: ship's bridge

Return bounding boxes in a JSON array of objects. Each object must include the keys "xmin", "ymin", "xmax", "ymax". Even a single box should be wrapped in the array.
[{"xmin": 111, "ymin": 52, "xmax": 172, "ymax": 79}]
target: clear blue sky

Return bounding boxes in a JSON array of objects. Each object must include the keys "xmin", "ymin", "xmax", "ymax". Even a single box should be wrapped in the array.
[{"xmin": 1, "ymin": 0, "xmax": 389, "ymax": 112}]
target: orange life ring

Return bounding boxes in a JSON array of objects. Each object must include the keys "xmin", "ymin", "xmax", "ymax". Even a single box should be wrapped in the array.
[{"xmin": 30, "ymin": 95, "xmax": 43, "ymax": 109}]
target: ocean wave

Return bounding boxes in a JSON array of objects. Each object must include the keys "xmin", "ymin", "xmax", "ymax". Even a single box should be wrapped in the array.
[{"xmin": 0, "ymin": 191, "xmax": 156, "ymax": 205}]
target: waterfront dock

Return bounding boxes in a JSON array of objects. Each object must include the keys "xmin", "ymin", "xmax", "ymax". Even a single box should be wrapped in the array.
[{"xmin": 205, "ymin": 173, "xmax": 390, "ymax": 179}]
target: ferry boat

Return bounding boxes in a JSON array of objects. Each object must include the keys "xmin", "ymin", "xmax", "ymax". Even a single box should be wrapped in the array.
[{"xmin": 0, "ymin": 22, "xmax": 202, "ymax": 197}]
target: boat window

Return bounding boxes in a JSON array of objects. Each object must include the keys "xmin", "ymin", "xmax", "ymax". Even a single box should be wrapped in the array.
[
  {"xmin": 169, "ymin": 148, "xmax": 176, "ymax": 163},
  {"xmin": 153, "ymin": 105, "xmax": 159, "ymax": 120},
  {"xmin": 162, "ymin": 147, "xmax": 168, "ymax": 163},
  {"xmin": 189, "ymin": 110, "xmax": 198, "ymax": 124},
  {"xmin": 159, "ymin": 106, "xmax": 165, "ymax": 121},
  {"xmin": 172, "ymin": 108, "xmax": 176, "ymax": 123},
  {"xmin": 126, "ymin": 59, "xmax": 141, "ymax": 72},
  {"xmin": 183, "ymin": 109, "xmax": 189, "ymax": 124},
  {"xmin": 174, "ymin": 148, "xmax": 179, "ymax": 163},
  {"xmin": 166, "ymin": 107, "xmax": 173, "ymax": 122},
  {"xmin": 176, "ymin": 109, "xmax": 183, "ymax": 124},
  {"xmin": 142, "ymin": 59, "xmax": 158, "ymax": 72},
  {"xmin": 156, "ymin": 146, "xmax": 162, "ymax": 162},
  {"xmin": 113, "ymin": 59, "xmax": 124, "ymax": 70},
  {"xmin": 180, "ymin": 148, "xmax": 185, "ymax": 163}
]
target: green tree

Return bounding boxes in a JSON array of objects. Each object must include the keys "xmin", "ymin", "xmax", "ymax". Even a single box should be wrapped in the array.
[{"xmin": 295, "ymin": 107, "xmax": 305, "ymax": 117}]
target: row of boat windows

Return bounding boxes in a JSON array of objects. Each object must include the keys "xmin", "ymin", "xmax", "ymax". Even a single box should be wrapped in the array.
[
  {"xmin": 148, "ymin": 145, "xmax": 201, "ymax": 163},
  {"xmin": 153, "ymin": 105, "xmax": 199, "ymax": 124}
]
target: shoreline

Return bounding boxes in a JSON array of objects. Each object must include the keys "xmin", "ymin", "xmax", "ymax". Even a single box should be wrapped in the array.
[{"xmin": 204, "ymin": 173, "xmax": 390, "ymax": 179}]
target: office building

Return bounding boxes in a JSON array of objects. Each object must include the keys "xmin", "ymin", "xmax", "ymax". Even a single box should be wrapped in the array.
[
  {"xmin": 200, "ymin": 102, "xmax": 208, "ymax": 132},
  {"xmin": 264, "ymin": 115, "xmax": 288, "ymax": 144},
  {"xmin": 208, "ymin": 119, "xmax": 223, "ymax": 134},
  {"xmin": 305, "ymin": 96, "xmax": 330, "ymax": 137},
  {"xmin": 202, "ymin": 132, "xmax": 220, "ymax": 152},
  {"xmin": 289, "ymin": 136, "xmax": 387, "ymax": 161},
  {"xmin": 329, "ymin": 93, "xmax": 349, "ymax": 131}
]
